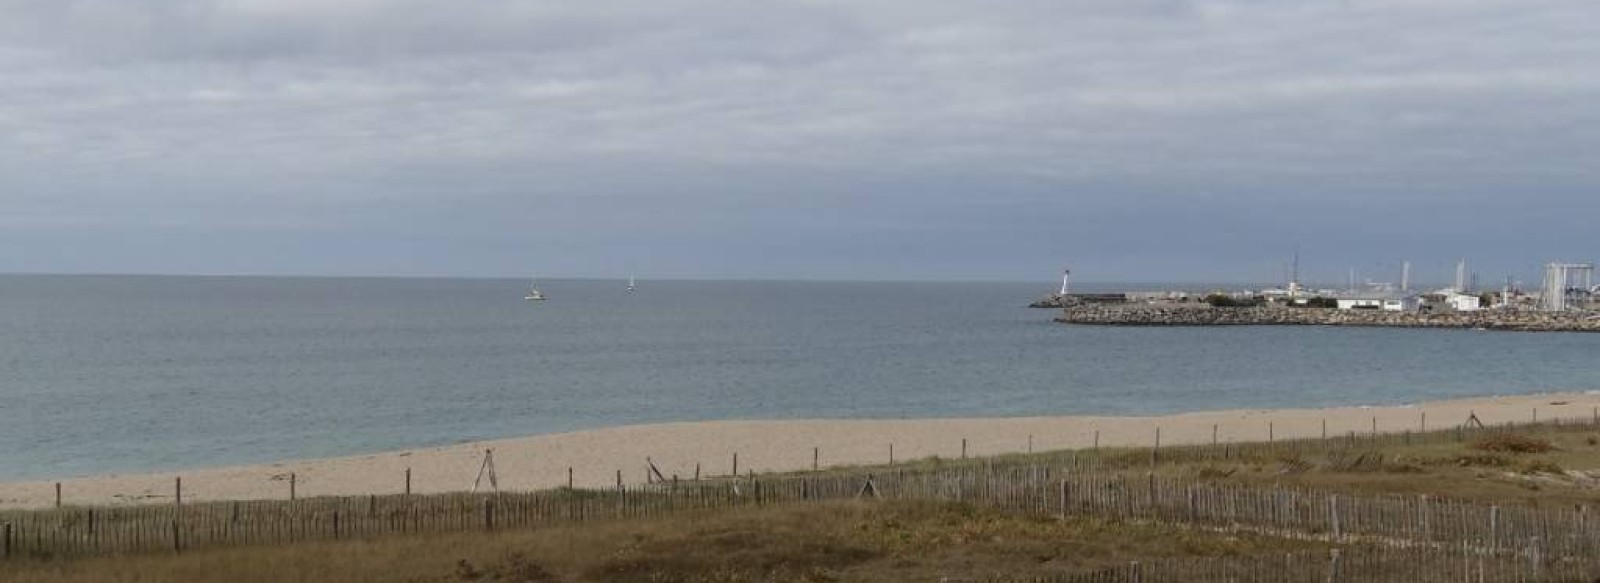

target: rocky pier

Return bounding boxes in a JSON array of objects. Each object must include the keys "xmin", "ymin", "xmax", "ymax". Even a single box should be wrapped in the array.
[{"xmin": 1056, "ymin": 304, "xmax": 1600, "ymax": 332}]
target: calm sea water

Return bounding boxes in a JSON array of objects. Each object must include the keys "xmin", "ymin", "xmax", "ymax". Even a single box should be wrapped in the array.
[{"xmin": 3, "ymin": 275, "xmax": 1599, "ymax": 481}]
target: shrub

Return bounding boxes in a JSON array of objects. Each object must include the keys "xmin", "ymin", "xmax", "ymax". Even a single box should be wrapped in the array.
[
  {"xmin": 1518, "ymin": 460, "xmax": 1565, "ymax": 475},
  {"xmin": 1204, "ymin": 294, "xmax": 1263, "ymax": 308},
  {"xmin": 1470, "ymin": 433, "xmax": 1554, "ymax": 454},
  {"xmin": 1453, "ymin": 453, "xmax": 1512, "ymax": 468}
]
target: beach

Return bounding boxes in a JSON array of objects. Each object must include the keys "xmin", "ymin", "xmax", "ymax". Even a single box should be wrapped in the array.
[{"xmin": 3, "ymin": 391, "xmax": 1596, "ymax": 510}]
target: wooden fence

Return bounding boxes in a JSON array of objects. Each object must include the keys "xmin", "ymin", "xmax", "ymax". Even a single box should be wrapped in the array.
[
  {"xmin": 6, "ymin": 414, "xmax": 1600, "ymax": 581},
  {"xmin": 1001, "ymin": 546, "xmax": 1600, "ymax": 582}
]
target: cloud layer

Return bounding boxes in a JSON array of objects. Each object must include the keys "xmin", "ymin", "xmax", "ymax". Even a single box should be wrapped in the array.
[{"xmin": 2, "ymin": 0, "xmax": 1595, "ymax": 282}]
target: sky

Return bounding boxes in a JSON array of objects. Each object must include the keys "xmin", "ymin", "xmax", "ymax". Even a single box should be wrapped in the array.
[{"xmin": 0, "ymin": 0, "xmax": 1595, "ymax": 284}]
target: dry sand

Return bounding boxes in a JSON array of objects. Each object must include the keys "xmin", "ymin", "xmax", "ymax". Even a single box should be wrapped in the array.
[{"xmin": 4, "ymin": 392, "xmax": 1597, "ymax": 510}]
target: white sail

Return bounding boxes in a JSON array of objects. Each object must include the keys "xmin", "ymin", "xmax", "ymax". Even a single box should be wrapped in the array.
[
  {"xmin": 525, "ymin": 273, "xmax": 546, "ymax": 301},
  {"xmin": 627, "ymin": 275, "xmax": 636, "ymax": 292}
]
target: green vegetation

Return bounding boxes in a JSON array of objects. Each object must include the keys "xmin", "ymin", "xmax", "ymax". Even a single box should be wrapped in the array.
[
  {"xmin": 9, "ymin": 421, "xmax": 1600, "ymax": 581},
  {"xmin": 0, "ymin": 500, "xmax": 1318, "ymax": 583},
  {"xmin": 1202, "ymin": 294, "xmax": 1263, "ymax": 307}
]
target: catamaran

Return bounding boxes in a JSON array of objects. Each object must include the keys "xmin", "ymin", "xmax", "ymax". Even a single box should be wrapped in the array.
[{"xmin": 525, "ymin": 274, "xmax": 546, "ymax": 301}]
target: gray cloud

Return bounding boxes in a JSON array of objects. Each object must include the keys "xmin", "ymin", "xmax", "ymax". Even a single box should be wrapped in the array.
[{"xmin": 1, "ymin": 0, "xmax": 1596, "ymax": 281}]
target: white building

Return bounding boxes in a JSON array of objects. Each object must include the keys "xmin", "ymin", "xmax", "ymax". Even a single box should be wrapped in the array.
[
  {"xmin": 1444, "ymin": 293, "xmax": 1481, "ymax": 312},
  {"xmin": 1336, "ymin": 294, "xmax": 1421, "ymax": 312}
]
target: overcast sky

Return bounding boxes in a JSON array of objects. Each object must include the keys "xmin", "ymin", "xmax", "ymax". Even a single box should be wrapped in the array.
[{"xmin": 0, "ymin": 0, "xmax": 1594, "ymax": 284}]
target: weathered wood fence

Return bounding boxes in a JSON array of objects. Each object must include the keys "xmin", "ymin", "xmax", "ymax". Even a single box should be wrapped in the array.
[
  {"xmin": 1003, "ymin": 546, "xmax": 1600, "ymax": 582},
  {"xmin": 5, "ymin": 466, "xmax": 1600, "ymax": 569},
  {"xmin": 5, "ymin": 414, "xmax": 1600, "ymax": 582}
]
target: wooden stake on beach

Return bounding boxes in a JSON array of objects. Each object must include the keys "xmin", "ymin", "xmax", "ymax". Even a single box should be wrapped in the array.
[
  {"xmin": 732, "ymin": 453, "xmax": 738, "ymax": 477},
  {"xmin": 1371, "ymin": 416, "xmax": 1377, "ymax": 435},
  {"xmin": 55, "ymin": 482, "xmax": 60, "ymax": 509},
  {"xmin": 567, "ymin": 467, "xmax": 573, "ymax": 489},
  {"xmin": 1321, "ymin": 418, "xmax": 1326, "ymax": 440},
  {"xmin": 961, "ymin": 438, "xmax": 967, "ymax": 459},
  {"xmin": 1093, "ymin": 430, "xmax": 1100, "ymax": 451},
  {"xmin": 290, "ymin": 473, "xmax": 296, "ymax": 501},
  {"xmin": 1153, "ymin": 427, "xmax": 1161, "ymax": 465},
  {"xmin": 1028, "ymin": 434, "xmax": 1033, "ymax": 454},
  {"xmin": 1533, "ymin": 407, "xmax": 1538, "ymax": 423},
  {"xmin": 1421, "ymin": 411, "xmax": 1426, "ymax": 432},
  {"xmin": 1268, "ymin": 422, "xmax": 1273, "ymax": 443},
  {"xmin": 405, "ymin": 468, "xmax": 411, "ymax": 495},
  {"xmin": 813, "ymin": 447, "xmax": 819, "ymax": 471},
  {"xmin": 1212, "ymin": 424, "xmax": 1217, "ymax": 446},
  {"xmin": 175, "ymin": 477, "xmax": 182, "ymax": 506},
  {"xmin": 889, "ymin": 443, "xmax": 894, "ymax": 465}
]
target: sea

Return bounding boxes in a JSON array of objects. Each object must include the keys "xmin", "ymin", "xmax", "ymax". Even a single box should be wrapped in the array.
[{"xmin": 4, "ymin": 274, "xmax": 1599, "ymax": 481}]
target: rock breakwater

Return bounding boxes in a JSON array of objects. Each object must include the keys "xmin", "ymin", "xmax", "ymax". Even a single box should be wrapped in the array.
[{"xmin": 1057, "ymin": 305, "xmax": 1600, "ymax": 332}]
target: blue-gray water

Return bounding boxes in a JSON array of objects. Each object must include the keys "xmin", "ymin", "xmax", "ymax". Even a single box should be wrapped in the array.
[{"xmin": 4, "ymin": 274, "xmax": 1599, "ymax": 481}]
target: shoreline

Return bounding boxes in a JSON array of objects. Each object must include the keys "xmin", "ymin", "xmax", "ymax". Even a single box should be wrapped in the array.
[{"xmin": 4, "ymin": 391, "xmax": 1599, "ymax": 510}]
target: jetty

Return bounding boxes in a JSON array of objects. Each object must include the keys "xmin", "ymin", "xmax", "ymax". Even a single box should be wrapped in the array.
[{"xmin": 1056, "ymin": 303, "xmax": 1600, "ymax": 332}]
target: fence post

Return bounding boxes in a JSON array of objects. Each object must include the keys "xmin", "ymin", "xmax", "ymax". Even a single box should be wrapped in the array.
[
  {"xmin": 1326, "ymin": 548, "xmax": 1341, "ymax": 583},
  {"xmin": 171, "ymin": 519, "xmax": 181, "ymax": 554},
  {"xmin": 1186, "ymin": 486, "xmax": 1197, "ymax": 522},
  {"xmin": 405, "ymin": 467, "xmax": 411, "ymax": 495},
  {"xmin": 813, "ymin": 447, "xmax": 819, "ymax": 471},
  {"xmin": 961, "ymin": 438, "xmax": 967, "ymax": 459},
  {"xmin": 3, "ymin": 522, "xmax": 10, "ymax": 560},
  {"xmin": 732, "ymin": 452, "xmax": 738, "ymax": 476},
  {"xmin": 1489, "ymin": 505, "xmax": 1499, "ymax": 551},
  {"xmin": 1418, "ymin": 495, "xmax": 1429, "ymax": 539},
  {"xmin": 484, "ymin": 498, "xmax": 495, "ymax": 532},
  {"xmin": 1151, "ymin": 427, "xmax": 1160, "ymax": 465},
  {"xmin": 1212, "ymin": 424, "xmax": 1218, "ymax": 446},
  {"xmin": 333, "ymin": 510, "xmax": 341, "ymax": 540},
  {"xmin": 1130, "ymin": 560, "xmax": 1142, "ymax": 583},
  {"xmin": 1329, "ymin": 495, "xmax": 1341, "ymax": 541},
  {"xmin": 290, "ymin": 473, "xmax": 297, "ymax": 501},
  {"xmin": 55, "ymin": 482, "xmax": 61, "ymax": 509},
  {"xmin": 567, "ymin": 467, "xmax": 573, "ymax": 489},
  {"xmin": 1056, "ymin": 477, "xmax": 1068, "ymax": 518},
  {"xmin": 1529, "ymin": 538, "xmax": 1541, "ymax": 580},
  {"xmin": 175, "ymin": 476, "xmax": 182, "ymax": 506}
]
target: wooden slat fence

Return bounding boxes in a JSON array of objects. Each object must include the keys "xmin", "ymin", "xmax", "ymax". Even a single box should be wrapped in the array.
[{"xmin": 5, "ymin": 413, "xmax": 1600, "ymax": 579}]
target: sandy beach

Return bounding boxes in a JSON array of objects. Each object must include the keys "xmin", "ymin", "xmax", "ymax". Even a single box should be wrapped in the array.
[{"xmin": 4, "ymin": 392, "xmax": 1596, "ymax": 510}]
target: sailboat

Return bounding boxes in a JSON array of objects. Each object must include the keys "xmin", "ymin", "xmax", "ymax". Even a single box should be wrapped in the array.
[
  {"xmin": 627, "ymin": 275, "xmax": 636, "ymax": 292},
  {"xmin": 524, "ymin": 274, "xmax": 546, "ymax": 301}
]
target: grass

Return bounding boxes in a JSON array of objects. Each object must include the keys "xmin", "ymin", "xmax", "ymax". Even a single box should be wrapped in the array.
[
  {"xmin": 10, "ymin": 421, "xmax": 1600, "ymax": 580},
  {"xmin": 1129, "ymin": 429, "xmax": 1600, "ymax": 509},
  {"xmin": 0, "ymin": 500, "xmax": 1321, "ymax": 582}
]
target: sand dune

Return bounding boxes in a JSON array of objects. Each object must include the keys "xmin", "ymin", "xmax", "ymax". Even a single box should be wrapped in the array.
[{"xmin": 3, "ymin": 392, "xmax": 1595, "ymax": 510}]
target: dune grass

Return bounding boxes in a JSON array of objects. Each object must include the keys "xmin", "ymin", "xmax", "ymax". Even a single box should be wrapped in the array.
[{"xmin": 0, "ymin": 499, "xmax": 1322, "ymax": 583}]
